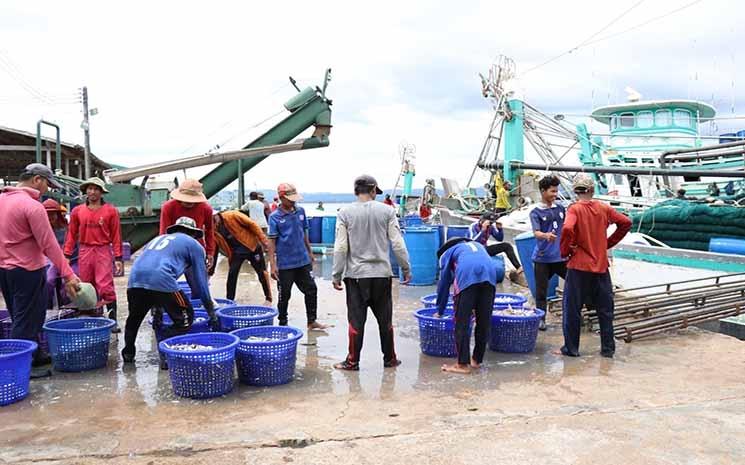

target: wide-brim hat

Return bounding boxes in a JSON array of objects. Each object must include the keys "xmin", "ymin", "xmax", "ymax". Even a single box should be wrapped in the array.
[
  {"xmin": 166, "ymin": 216, "xmax": 205, "ymax": 239},
  {"xmin": 80, "ymin": 177, "xmax": 109, "ymax": 194},
  {"xmin": 437, "ymin": 237, "xmax": 471, "ymax": 259},
  {"xmin": 170, "ymin": 179, "xmax": 208, "ymax": 203}
]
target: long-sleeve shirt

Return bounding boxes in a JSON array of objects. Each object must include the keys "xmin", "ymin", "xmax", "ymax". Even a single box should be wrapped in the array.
[
  {"xmin": 560, "ymin": 199, "xmax": 632, "ymax": 273},
  {"xmin": 469, "ymin": 222, "xmax": 504, "ymax": 245},
  {"xmin": 64, "ymin": 202, "xmax": 123, "ymax": 259},
  {"xmin": 436, "ymin": 241, "xmax": 497, "ymax": 314},
  {"xmin": 214, "ymin": 210, "xmax": 268, "ymax": 261},
  {"xmin": 332, "ymin": 200, "xmax": 410, "ymax": 282},
  {"xmin": 240, "ymin": 199, "xmax": 269, "ymax": 229},
  {"xmin": 159, "ymin": 199, "xmax": 215, "ymax": 256},
  {"xmin": 128, "ymin": 232, "xmax": 212, "ymax": 306},
  {"xmin": 0, "ymin": 187, "xmax": 74, "ymax": 279}
]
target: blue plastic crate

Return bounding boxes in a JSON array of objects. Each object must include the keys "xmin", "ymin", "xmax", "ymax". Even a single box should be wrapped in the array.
[
  {"xmin": 43, "ymin": 318, "xmax": 116, "ymax": 372},
  {"xmin": 413, "ymin": 308, "xmax": 471, "ymax": 357},
  {"xmin": 216, "ymin": 306, "xmax": 277, "ymax": 331},
  {"xmin": 231, "ymin": 326, "xmax": 303, "ymax": 386},
  {"xmin": 150, "ymin": 310, "xmax": 211, "ymax": 342},
  {"xmin": 0, "ymin": 339, "xmax": 37, "ymax": 406},
  {"xmin": 489, "ymin": 309, "xmax": 545, "ymax": 353},
  {"xmin": 159, "ymin": 333, "xmax": 239, "ymax": 399},
  {"xmin": 420, "ymin": 293, "xmax": 528, "ymax": 310}
]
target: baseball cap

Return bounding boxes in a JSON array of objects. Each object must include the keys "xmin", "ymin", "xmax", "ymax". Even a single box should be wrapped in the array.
[
  {"xmin": 277, "ymin": 183, "xmax": 302, "ymax": 202},
  {"xmin": 166, "ymin": 216, "xmax": 205, "ymax": 239},
  {"xmin": 354, "ymin": 174, "xmax": 383, "ymax": 194},
  {"xmin": 572, "ymin": 174, "xmax": 595, "ymax": 193},
  {"xmin": 22, "ymin": 163, "xmax": 62, "ymax": 189}
]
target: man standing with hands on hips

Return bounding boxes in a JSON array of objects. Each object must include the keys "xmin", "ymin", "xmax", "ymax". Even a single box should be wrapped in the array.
[
  {"xmin": 331, "ymin": 175, "xmax": 410, "ymax": 371},
  {"xmin": 267, "ymin": 183, "xmax": 328, "ymax": 331}
]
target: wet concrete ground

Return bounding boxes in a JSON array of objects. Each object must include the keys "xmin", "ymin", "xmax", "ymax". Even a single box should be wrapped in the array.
[{"xmin": 2, "ymin": 254, "xmax": 744, "ymax": 464}]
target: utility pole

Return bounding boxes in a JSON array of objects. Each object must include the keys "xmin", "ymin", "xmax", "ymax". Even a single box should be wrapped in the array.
[{"xmin": 81, "ymin": 86, "xmax": 91, "ymax": 178}]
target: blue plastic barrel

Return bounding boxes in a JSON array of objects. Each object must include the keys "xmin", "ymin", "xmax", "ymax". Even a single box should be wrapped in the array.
[
  {"xmin": 446, "ymin": 225, "xmax": 470, "ymax": 240},
  {"xmin": 435, "ymin": 224, "xmax": 445, "ymax": 248},
  {"xmin": 401, "ymin": 227, "xmax": 438, "ymax": 285},
  {"xmin": 322, "ymin": 217, "xmax": 337, "ymax": 244},
  {"xmin": 390, "ymin": 245, "xmax": 400, "ymax": 277},
  {"xmin": 719, "ymin": 133, "xmax": 738, "ymax": 144},
  {"xmin": 737, "ymin": 130, "xmax": 745, "ymax": 140},
  {"xmin": 709, "ymin": 237, "xmax": 745, "ymax": 256},
  {"xmin": 514, "ymin": 231, "xmax": 558, "ymax": 301},
  {"xmin": 308, "ymin": 217, "xmax": 323, "ymax": 244},
  {"xmin": 404, "ymin": 215, "xmax": 423, "ymax": 227},
  {"xmin": 492, "ymin": 255, "xmax": 505, "ymax": 283}
]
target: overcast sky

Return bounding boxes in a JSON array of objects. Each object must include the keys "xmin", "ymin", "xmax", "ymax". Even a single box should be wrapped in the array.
[{"xmin": 1, "ymin": 0, "xmax": 744, "ymax": 193}]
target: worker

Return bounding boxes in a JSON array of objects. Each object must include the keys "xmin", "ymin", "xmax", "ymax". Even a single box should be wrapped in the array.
[
  {"xmin": 676, "ymin": 188, "xmax": 687, "ymax": 200},
  {"xmin": 240, "ymin": 191, "xmax": 269, "ymax": 234},
  {"xmin": 44, "ymin": 199, "xmax": 77, "ymax": 309},
  {"xmin": 267, "ymin": 182, "xmax": 328, "ymax": 330},
  {"xmin": 0, "ymin": 163, "xmax": 81, "ymax": 377},
  {"xmin": 383, "ymin": 193, "xmax": 395, "ymax": 208},
  {"xmin": 557, "ymin": 174, "xmax": 631, "ymax": 358},
  {"xmin": 436, "ymin": 237, "xmax": 498, "ymax": 374},
  {"xmin": 213, "ymin": 210, "xmax": 272, "ymax": 304},
  {"xmin": 332, "ymin": 175, "xmax": 411, "ymax": 371},
  {"xmin": 469, "ymin": 212, "xmax": 527, "ymax": 286},
  {"xmin": 529, "ymin": 175, "xmax": 566, "ymax": 331},
  {"xmin": 317, "ymin": 201, "xmax": 325, "ymax": 212},
  {"xmin": 271, "ymin": 196, "xmax": 280, "ymax": 212},
  {"xmin": 64, "ymin": 177, "xmax": 123, "ymax": 331},
  {"xmin": 258, "ymin": 192, "xmax": 271, "ymax": 220},
  {"xmin": 159, "ymin": 179, "xmax": 215, "ymax": 300},
  {"xmin": 123, "ymin": 217, "xmax": 218, "ymax": 369},
  {"xmin": 419, "ymin": 178, "xmax": 436, "ymax": 220}
]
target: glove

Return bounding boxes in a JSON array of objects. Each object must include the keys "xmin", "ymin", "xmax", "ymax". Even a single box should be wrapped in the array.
[{"xmin": 204, "ymin": 301, "xmax": 220, "ymax": 331}]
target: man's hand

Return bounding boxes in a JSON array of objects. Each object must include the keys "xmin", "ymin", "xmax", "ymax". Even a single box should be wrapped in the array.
[
  {"xmin": 333, "ymin": 281, "xmax": 343, "ymax": 291},
  {"xmin": 270, "ymin": 266, "xmax": 279, "ymax": 281},
  {"xmin": 545, "ymin": 232, "xmax": 557, "ymax": 242},
  {"xmin": 114, "ymin": 260, "xmax": 123, "ymax": 276},
  {"xmin": 401, "ymin": 271, "xmax": 412, "ymax": 285},
  {"xmin": 494, "ymin": 221, "xmax": 503, "ymax": 230},
  {"xmin": 480, "ymin": 220, "xmax": 491, "ymax": 230},
  {"xmin": 206, "ymin": 255, "xmax": 214, "ymax": 270},
  {"xmin": 65, "ymin": 275, "xmax": 81, "ymax": 300},
  {"xmin": 309, "ymin": 252, "xmax": 315, "ymax": 264}
]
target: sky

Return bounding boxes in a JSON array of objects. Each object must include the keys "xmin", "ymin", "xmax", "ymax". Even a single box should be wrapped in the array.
[{"xmin": 1, "ymin": 0, "xmax": 744, "ymax": 194}]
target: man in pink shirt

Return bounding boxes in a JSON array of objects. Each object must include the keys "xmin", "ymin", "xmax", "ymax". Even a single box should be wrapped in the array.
[{"xmin": 0, "ymin": 164, "xmax": 81, "ymax": 377}]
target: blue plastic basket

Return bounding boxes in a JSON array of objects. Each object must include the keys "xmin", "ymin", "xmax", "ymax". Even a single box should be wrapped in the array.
[
  {"xmin": 150, "ymin": 310, "xmax": 211, "ymax": 342},
  {"xmin": 420, "ymin": 293, "xmax": 528, "ymax": 310},
  {"xmin": 43, "ymin": 318, "xmax": 116, "ymax": 372},
  {"xmin": 413, "ymin": 308, "xmax": 471, "ymax": 357},
  {"xmin": 231, "ymin": 326, "xmax": 303, "ymax": 386},
  {"xmin": 216, "ymin": 306, "xmax": 277, "ymax": 331},
  {"xmin": 0, "ymin": 339, "xmax": 37, "ymax": 406},
  {"xmin": 159, "ymin": 333, "xmax": 239, "ymax": 399},
  {"xmin": 190, "ymin": 298, "xmax": 235, "ymax": 312},
  {"xmin": 177, "ymin": 281, "xmax": 192, "ymax": 299},
  {"xmin": 489, "ymin": 308, "xmax": 546, "ymax": 353}
]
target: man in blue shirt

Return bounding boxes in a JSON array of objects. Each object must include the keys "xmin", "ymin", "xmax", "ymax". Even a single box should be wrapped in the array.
[
  {"xmin": 529, "ymin": 175, "xmax": 567, "ymax": 331},
  {"xmin": 267, "ymin": 183, "xmax": 328, "ymax": 330},
  {"xmin": 469, "ymin": 213, "xmax": 526, "ymax": 286},
  {"xmin": 122, "ymin": 217, "xmax": 217, "ymax": 368},
  {"xmin": 436, "ymin": 238, "xmax": 498, "ymax": 374}
]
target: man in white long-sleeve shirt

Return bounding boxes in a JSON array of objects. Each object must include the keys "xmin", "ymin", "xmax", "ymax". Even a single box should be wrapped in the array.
[{"xmin": 332, "ymin": 175, "xmax": 411, "ymax": 371}]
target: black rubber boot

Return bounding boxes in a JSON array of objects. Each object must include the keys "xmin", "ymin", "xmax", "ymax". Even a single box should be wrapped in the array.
[{"xmin": 108, "ymin": 303, "xmax": 121, "ymax": 333}]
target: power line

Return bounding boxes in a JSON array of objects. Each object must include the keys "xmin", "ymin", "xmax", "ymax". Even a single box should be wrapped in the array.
[{"xmin": 522, "ymin": 0, "xmax": 645, "ymax": 76}]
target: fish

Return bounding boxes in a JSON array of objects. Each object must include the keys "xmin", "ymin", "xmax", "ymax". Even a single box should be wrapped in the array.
[{"xmin": 164, "ymin": 343, "xmax": 214, "ymax": 351}]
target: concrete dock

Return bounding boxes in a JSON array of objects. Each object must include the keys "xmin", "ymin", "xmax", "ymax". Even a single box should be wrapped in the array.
[{"xmin": 1, "ymin": 255, "xmax": 744, "ymax": 465}]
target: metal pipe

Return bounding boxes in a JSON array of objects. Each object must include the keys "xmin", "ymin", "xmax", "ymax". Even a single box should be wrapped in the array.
[
  {"xmin": 661, "ymin": 140, "xmax": 745, "ymax": 156},
  {"xmin": 480, "ymin": 160, "xmax": 745, "ymax": 178},
  {"xmin": 619, "ymin": 306, "xmax": 743, "ymax": 342},
  {"xmin": 36, "ymin": 120, "xmax": 61, "ymax": 171},
  {"xmin": 106, "ymin": 136, "xmax": 328, "ymax": 183},
  {"xmin": 615, "ymin": 299, "xmax": 744, "ymax": 333}
]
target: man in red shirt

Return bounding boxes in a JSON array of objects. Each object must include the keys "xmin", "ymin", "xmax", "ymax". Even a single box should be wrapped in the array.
[
  {"xmin": 557, "ymin": 174, "xmax": 631, "ymax": 358},
  {"xmin": 159, "ymin": 179, "xmax": 215, "ymax": 299},
  {"xmin": 64, "ymin": 177, "xmax": 123, "ymax": 330}
]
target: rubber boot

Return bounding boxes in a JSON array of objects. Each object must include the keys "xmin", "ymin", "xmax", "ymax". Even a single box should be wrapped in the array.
[{"xmin": 108, "ymin": 302, "xmax": 121, "ymax": 333}]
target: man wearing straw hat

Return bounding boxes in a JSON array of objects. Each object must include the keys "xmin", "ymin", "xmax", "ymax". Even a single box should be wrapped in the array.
[
  {"xmin": 64, "ymin": 177, "xmax": 123, "ymax": 330},
  {"xmin": 159, "ymin": 179, "xmax": 215, "ymax": 300},
  {"xmin": 123, "ymin": 217, "xmax": 218, "ymax": 369},
  {"xmin": 0, "ymin": 164, "xmax": 81, "ymax": 377},
  {"xmin": 555, "ymin": 174, "xmax": 631, "ymax": 359}
]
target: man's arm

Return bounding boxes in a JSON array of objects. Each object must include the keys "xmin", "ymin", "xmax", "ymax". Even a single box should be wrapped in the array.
[
  {"xmin": 435, "ymin": 251, "xmax": 454, "ymax": 315},
  {"xmin": 491, "ymin": 224, "xmax": 504, "ymax": 242},
  {"xmin": 559, "ymin": 206, "xmax": 578, "ymax": 258},
  {"xmin": 31, "ymin": 204, "xmax": 76, "ymax": 280},
  {"xmin": 606, "ymin": 207, "xmax": 632, "ymax": 249},
  {"xmin": 331, "ymin": 219, "xmax": 348, "ymax": 286},
  {"xmin": 203, "ymin": 204, "xmax": 216, "ymax": 257},
  {"xmin": 388, "ymin": 214, "xmax": 411, "ymax": 281},
  {"xmin": 110, "ymin": 206, "xmax": 123, "ymax": 259},
  {"xmin": 267, "ymin": 214, "xmax": 279, "ymax": 279},
  {"xmin": 63, "ymin": 208, "xmax": 79, "ymax": 258}
]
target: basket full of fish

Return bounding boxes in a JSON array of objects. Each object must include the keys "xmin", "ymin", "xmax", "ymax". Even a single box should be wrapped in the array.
[
  {"xmin": 230, "ymin": 326, "xmax": 304, "ymax": 386},
  {"xmin": 489, "ymin": 294, "xmax": 545, "ymax": 353}
]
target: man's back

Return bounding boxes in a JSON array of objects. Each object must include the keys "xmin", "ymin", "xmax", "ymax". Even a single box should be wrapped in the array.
[
  {"xmin": 242, "ymin": 199, "xmax": 268, "ymax": 229},
  {"xmin": 334, "ymin": 200, "xmax": 406, "ymax": 279},
  {"xmin": 0, "ymin": 187, "xmax": 58, "ymax": 271}
]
